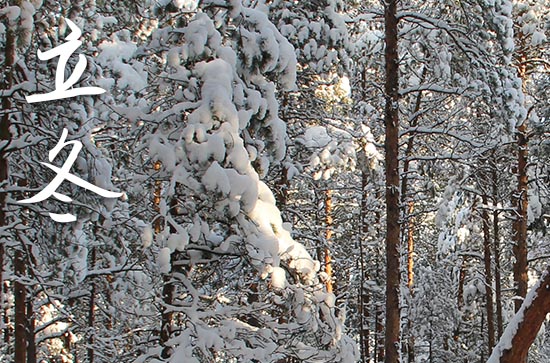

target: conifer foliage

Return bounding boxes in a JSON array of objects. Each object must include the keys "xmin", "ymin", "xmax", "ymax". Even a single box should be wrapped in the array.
[{"xmin": 0, "ymin": 0, "xmax": 549, "ymax": 363}]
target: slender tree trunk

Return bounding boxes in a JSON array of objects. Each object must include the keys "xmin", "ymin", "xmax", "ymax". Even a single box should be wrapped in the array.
[
  {"xmin": 383, "ymin": 1, "xmax": 400, "ymax": 361},
  {"xmin": 324, "ymin": 189, "xmax": 334, "ymax": 294},
  {"xmin": 455, "ymin": 258, "xmax": 467, "ymax": 341},
  {"xmin": 492, "ymin": 167, "xmax": 503, "ymax": 339},
  {"xmin": 359, "ymin": 171, "xmax": 369, "ymax": 362},
  {"xmin": 14, "ymin": 250, "xmax": 26, "ymax": 363},
  {"xmin": 481, "ymin": 195, "xmax": 495, "ymax": 352},
  {"xmin": 490, "ymin": 267, "xmax": 550, "ymax": 363},
  {"xmin": 512, "ymin": 38, "xmax": 528, "ymax": 313},
  {"xmin": 155, "ymin": 161, "xmax": 174, "ymax": 358},
  {"xmin": 26, "ymin": 298, "xmax": 36, "ymax": 363}
]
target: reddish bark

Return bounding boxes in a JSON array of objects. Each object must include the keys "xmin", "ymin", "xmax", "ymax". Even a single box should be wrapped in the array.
[
  {"xmin": 493, "ymin": 267, "xmax": 550, "ymax": 363},
  {"xmin": 1, "ymin": 1, "xmax": 16, "ymax": 347},
  {"xmin": 383, "ymin": 1, "xmax": 400, "ymax": 362}
]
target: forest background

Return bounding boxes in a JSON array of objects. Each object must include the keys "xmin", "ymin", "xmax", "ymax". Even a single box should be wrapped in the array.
[{"xmin": 1, "ymin": 0, "xmax": 550, "ymax": 362}]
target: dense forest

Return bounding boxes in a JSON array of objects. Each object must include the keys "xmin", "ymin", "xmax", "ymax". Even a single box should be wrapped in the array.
[{"xmin": 0, "ymin": 0, "xmax": 549, "ymax": 362}]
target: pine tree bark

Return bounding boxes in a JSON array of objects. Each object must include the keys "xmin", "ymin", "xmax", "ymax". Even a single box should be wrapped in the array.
[
  {"xmin": 14, "ymin": 249, "xmax": 26, "ymax": 363},
  {"xmin": 383, "ymin": 0, "xmax": 400, "ymax": 361},
  {"xmin": 481, "ymin": 195, "xmax": 495, "ymax": 352},
  {"xmin": 26, "ymin": 298, "xmax": 36, "ymax": 363},
  {"xmin": 1, "ymin": 1, "xmax": 17, "ymax": 347},
  {"xmin": 491, "ymin": 267, "xmax": 550, "ymax": 363}
]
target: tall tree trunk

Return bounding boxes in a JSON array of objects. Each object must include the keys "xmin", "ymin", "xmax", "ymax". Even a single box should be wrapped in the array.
[
  {"xmin": 400, "ymin": 65, "xmax": 426, "ymax": 363},
  {"xmin": 383, "ymin": 0, "xmax": 400, "ymax": 362},
  {"xmin": 26, "ymin": 298, "xmax": 36, "ymax": 363},
  {"xmin": 359, "ymin": 171, "xmax": 369, "ymax": 362},
  {"xmin": 14, "ymin": 250, "xmax": 26, "ymax": 363},
  {"xmin": 492, "ymin": 167, "xmax": 503, "ymax": 339},
  {"xmin": 324, "ymin": 189, "xmax": 334, "ymax": 294},
  {"xmin": 155, "ymin": 161, "xmax": 175, "ymax": 359},
  {"xmin": 489, "ymin": 267, "xmax": 550, "ymax": 363},
  {"xmin": 512, "ymin": 36, "xmax": 528, "ymax": 313},
  {"xmin": 1, "ymin": 1, "xmax": 17, "ymax": 347},
  {"xmin": 481, "ymin": 195, "xmax": 495, "ymax": 352}
]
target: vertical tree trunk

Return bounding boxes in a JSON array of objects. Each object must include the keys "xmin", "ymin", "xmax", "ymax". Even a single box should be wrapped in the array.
[
  {"xmin": 383, "ymin": 0, "xmax": 400, "ymax": 362},
  {"xmin": 512, "ymin": 37, "xmax": 528, "ymax": 314},
  {"xmin": 155, "ymin": 161, "xmax": 175, "ymax": 359},
  {"xmin": 1, "ymin": 1, "xmax": 17, "ymax": 347},
  {"xmin": 359, "ymin": 171, "xmax": 369, "ymax": 362},
  {"xmin": 324, "ymin": 189, "xmax": 334, "ymax": 294},
  {"xmin": 400, "ymin": 65, "xmax": 426, "ymax": 363},
  {"xmin": 455, "ymin": 259, "xmax": 467, "ymax": 341},
  {"xmin": 14, "ymin": 250, "xmax": 26, "ymax": 363},
  {"xmin": 26, "ymin": 298, "xmax": 36, "ymax": 363},
  {"xmin": 490, "ymin": 267, "xmax": 550, "ymax": 363},
  {"xmin": 492, "ymin": 167, "xmax": 503, "ymax": 339},
  {"xmin": 481, "ymin": 195, "xmax": 495, "ymax": 352}
]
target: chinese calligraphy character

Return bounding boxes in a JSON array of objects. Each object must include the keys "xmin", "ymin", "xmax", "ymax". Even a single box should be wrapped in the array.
[
  {"xmin": 25, "ymin": 18, "xmax": 105, "ymax": 103},
  {"xmin": 18, "ymin": 129, "xmax": 123, "ymax": 223}
]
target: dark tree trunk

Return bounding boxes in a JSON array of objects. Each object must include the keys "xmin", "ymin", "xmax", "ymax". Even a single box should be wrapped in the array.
[
  {"xmin": 512, "ymin": 40, "xmax": 528, "ymax": 313},
  {"xmin": 14, "ymin": 250, "xmax": 26, "ymax": 363},
  {"xmin": 512, "ymin": 118, "xmax": 528, "ymax": 313},
  {"xmin": 481, "ymin": 195, "xmax": 495, "ymax": 352},
  {"xmin": 492, "ymin": 167, "xmax": 503, "ymax": 339},
  {"xmin": 359, "ymin": 171, "xmax": 369, "ymax": 362},
  {"xmin": 383, "ymin": 0, "xmax": 400, "ymax": 362},
  {"xmin": 1, "ymin": 1, "xmax": 17, "ymax": 347},
  {"xmin": 26, "ymin": 298, "xmax": 36, "ymax": 363}
]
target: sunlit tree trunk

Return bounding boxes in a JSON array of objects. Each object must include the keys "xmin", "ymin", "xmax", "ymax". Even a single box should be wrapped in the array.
[
  {"xmin": 383, "ymin": 0, "xmax": 400, "ymax": 361},
  {"xmin": 400, "ymin": 64, "xmax": 426, "ymax": 363},
  {"xmin": 491, "ymin": 267, "xmax": 550, "ymax": 363}
]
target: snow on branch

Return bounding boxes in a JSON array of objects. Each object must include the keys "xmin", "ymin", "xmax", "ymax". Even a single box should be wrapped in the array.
[{"xmin": 488, "ymin": 266, "xmax": 550, "ymax": 363}]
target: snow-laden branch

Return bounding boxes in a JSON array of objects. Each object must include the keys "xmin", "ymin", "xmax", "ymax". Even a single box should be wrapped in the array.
[{"xmin": 488, "ymin": 266, "xmax": 550, "ymax": 363}]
